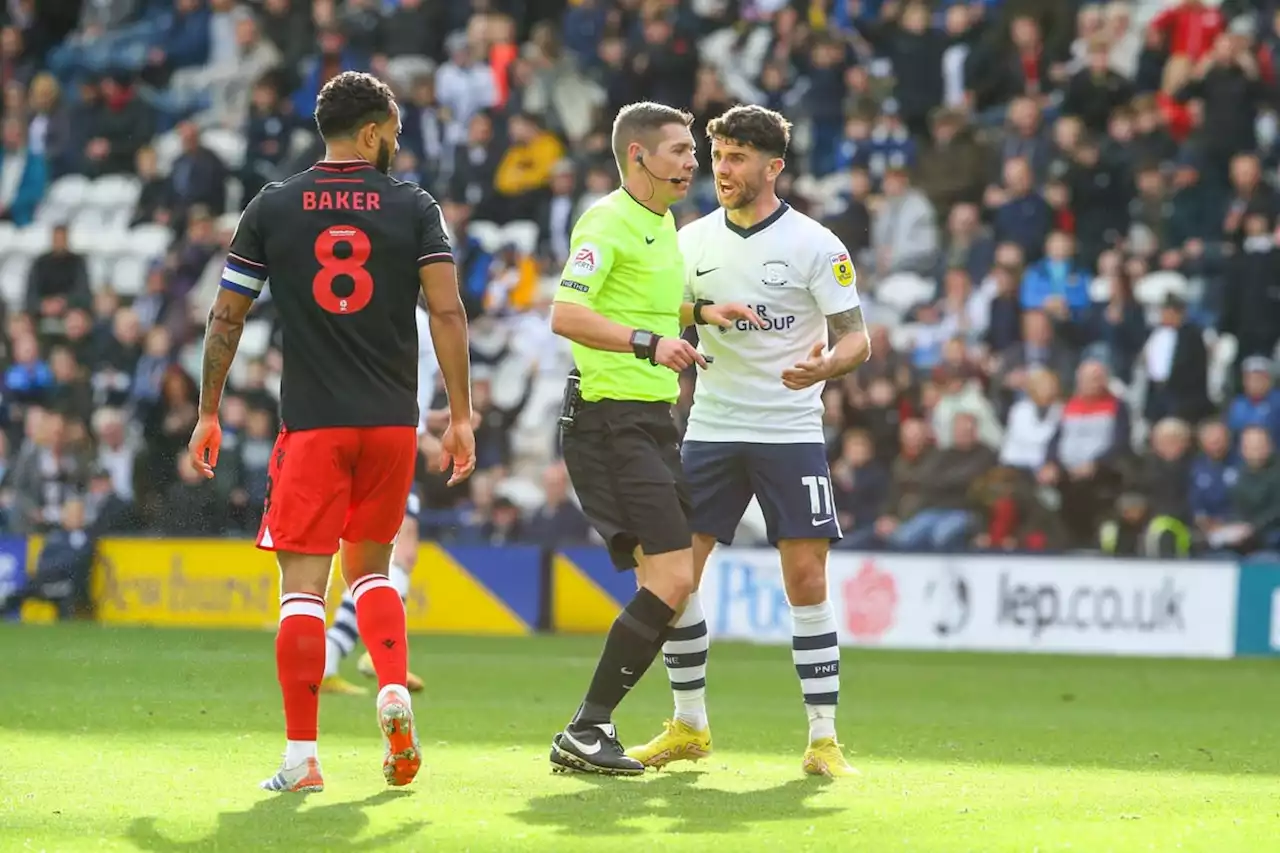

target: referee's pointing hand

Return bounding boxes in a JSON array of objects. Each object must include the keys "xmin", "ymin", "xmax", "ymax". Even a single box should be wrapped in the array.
[{"xmin": 655, "ymin": 338, "xmax": 707, "ymax": 372}]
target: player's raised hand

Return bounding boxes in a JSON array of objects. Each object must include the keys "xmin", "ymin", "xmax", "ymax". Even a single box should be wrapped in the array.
[
  {"xmin": 700, "ymin": 302, "xmax": 764, "ymax": 330},
  {"xmin": 782, "ymin": 342, "xmax": 832, "ymax": 390},
  {"xmin": 655, "ymin": 337, "xmax": 708, "ymax": 372},
  {"xmin": 188, "ymin": 413, "xmax": 222, "ymax": 479},
  {"xmin": 440, "ymin": 419, "xmax": 477, "ymax": 486}
]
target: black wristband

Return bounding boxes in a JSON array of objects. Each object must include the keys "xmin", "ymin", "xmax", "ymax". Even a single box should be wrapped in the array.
[
  {"xmin": 693, "ymin": 299, "xmax": 715, "ymax": 326},
  {"xmin": 630, "ymin": 329, "xmax": 661, "ymax": 364}
]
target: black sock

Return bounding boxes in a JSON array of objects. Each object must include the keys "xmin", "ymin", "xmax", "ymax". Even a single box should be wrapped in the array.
[{"xmin": 573, "ymin": 587, "xmax": 676, "ymax": 726}]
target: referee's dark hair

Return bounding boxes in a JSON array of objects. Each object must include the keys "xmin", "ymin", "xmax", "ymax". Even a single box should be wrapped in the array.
[
  {"xmin": 707, "ymin": 104, "xmax": 792, "ymax": 159},
  {"xmin": 314, "ymin": 71, "xmax": 396, "ymax": 140},
  {"xmin": 611, "ymin": 101, "xmax": 694, "ymax": 173}
]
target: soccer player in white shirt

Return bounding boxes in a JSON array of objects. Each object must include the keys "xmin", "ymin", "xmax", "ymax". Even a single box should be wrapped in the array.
[
  {"xmin": 320, "ymin": 303, "xmax": 437, "ymax": 695},
  {"xmin": 626, "ymin": 104, "xmax": 871, "ymax": 778}
]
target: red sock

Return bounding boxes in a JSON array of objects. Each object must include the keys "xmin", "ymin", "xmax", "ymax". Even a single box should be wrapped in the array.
[
  {"xmin": 277, "ymin": 592, "xmax": 327, "ymax": 741},
  {"xmin": 352, "ymin": 574, "xmax": 408, "ymax": 689}
]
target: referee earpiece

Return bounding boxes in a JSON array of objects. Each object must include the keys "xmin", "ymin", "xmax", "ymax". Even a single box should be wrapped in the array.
[{"xmin": 634, "ymin": 152, "xmax": 643, "ymax": 166}]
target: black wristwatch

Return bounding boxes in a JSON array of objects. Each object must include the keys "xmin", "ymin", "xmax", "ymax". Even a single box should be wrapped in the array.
[
  {"xmin": 693, "ymin": 299, "xmax": 715, "ymax": 325},
  {"xmin": 630, "ymin": 329, "xmax": 661, "ymax": 364}
]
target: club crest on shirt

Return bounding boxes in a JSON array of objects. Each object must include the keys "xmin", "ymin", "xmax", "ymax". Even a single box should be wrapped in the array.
[
  {"xmin": 571, "ymin": 244, "xmax": 599, "ymax": 275},
  {"xmin": 829, "ymin": 252, "xmax": 854, "ymax": 287},
  {"xmin": 761, "ymin": 260, "xmax": 790, "ymax": 287}
]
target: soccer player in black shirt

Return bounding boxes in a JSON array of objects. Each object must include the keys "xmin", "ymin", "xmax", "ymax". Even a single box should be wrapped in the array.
[{"xmin": 187, "ymin": 71, "xmax": 476, "ymax": 793}]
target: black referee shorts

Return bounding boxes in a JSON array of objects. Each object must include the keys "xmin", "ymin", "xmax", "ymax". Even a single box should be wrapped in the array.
[{"xmin": 562, "ymin": 399, "xmax": 693, "ymax": 571}]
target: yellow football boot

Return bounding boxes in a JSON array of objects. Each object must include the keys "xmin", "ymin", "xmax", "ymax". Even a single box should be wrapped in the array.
[
  {"xmin": 624, "ymin": 719, "xmax": 712, "ymax": 769},
  {"xmin": 802, "ymin": 737, "xmax": 859, "ymax": 778},
  {"xmin": 320, "ymin": 674, "xmax": 368, "ymax": 695},
  {"xmin": 357, "ymin": 652, "xmax": 425, "ymax": 692}
]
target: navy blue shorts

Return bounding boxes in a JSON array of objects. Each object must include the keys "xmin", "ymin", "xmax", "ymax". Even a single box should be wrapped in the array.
[{"xmin": 682, "ymin": 441, "xmax": 842, "ymax": 545}]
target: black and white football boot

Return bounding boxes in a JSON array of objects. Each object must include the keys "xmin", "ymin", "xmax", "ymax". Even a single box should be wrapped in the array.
[{"xmin": 549, "ymin": 722, "xmax": 645, "ymax": 776}]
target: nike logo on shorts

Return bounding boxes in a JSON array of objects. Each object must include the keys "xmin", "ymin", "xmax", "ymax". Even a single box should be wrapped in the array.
[
  {"xmin": 812, "ymin": 517, "xmax": 833, "ymax": 526},
  {"xmin": 645, "ymin": 237, "xmax": 655, "ymax": 244},
  {"xmin": 695, "ymin": 267, "xmax": 718, "ymax": 276},
  {"xmin": 563, "ymin": 731, "xmax": 602, "ymax": 755}
]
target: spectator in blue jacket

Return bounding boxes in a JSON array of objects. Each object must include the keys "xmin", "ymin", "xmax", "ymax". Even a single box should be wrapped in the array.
[
  {"xmin": 142, "ymin": 0, "xmax": 211, "ymax": 87},
  {"xmin": 292, "ymin": 28, "xmax": 367, "ymax": 118},
  {"xmin": 991, "ymin": 157, "xmax": 1052, "ymax": 262},
  {"xmin": 1021, "ymin": 231, "xmax": 1091, "ymax": 319},
  {"xmin": 0, "ymin": 118, "xmax": 47, "ymax": 227},
  {"xmin": 1226, "ymin": 356, "xmax": 1280, "ymax": 450},
  {"xmin": 0, "ymin": 497, "xmax": 95, "ymax": 619},
  {"xmin": 1189, "ymin": 419, "xmax": 1239, "ymax": 541}
]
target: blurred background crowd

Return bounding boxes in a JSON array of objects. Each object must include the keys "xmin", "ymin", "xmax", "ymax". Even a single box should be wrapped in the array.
[{"xmin": 2, "ymin": 0, "xmax": 1280, "ymax": 565}]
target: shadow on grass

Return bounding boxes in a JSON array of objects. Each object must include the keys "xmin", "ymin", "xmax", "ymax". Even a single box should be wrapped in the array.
[
  {"xmin": 123, "ymin": 789, "xmax": 422, "ymax": 852},
  {"xmin": 511, "ymin": 770, "xmax": 841, "ymax": 836}
]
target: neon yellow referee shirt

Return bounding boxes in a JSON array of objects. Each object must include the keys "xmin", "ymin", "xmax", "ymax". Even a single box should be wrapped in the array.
[{"xmin": 554, "ymin": 188, "xmax": 684, "ymax": 404}]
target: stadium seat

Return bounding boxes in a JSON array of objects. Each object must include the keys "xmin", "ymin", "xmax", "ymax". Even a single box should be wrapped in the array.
[
  {"xmin": 1133, "ymin": 270, "xmax": 1188, "ymax": 310},
  {"xmin": 45, "ymin": 174, "xmax": 90, "ymax": 210},
  {"xmin": 384, "ymin": 55, "xmax": 436, "ymax": 91},
  {"xmin": 110, "ymin": 255, "xmax": 150, "ymax": 297},
  {"xmin": 69, "ymin": 216, "xmax": 118, "ymax": 257},
  {"xmin": 87, "ymin": 255, "xmax": 113, "ymax": 291},
  {"xmin": 239, "ymin": 319, "xmax": 272, "ymax": 360},
  {"xmin": 126, "ymin": 224, "xmax": 174, "ymax": 259},
  {"xmin": 875, "ymin": 272, "xmax": 935, "ymax": 317},
  {"xmin": 1207, "ymin": 330, "xmax": 1236, "ymax": 404},
  {"xmin": 502, "ymin": 221, "xmax": 539, "ymax": 256},
  {"xmin": 154, "ymin": 128, "xmax": 183, "ymax": 173},
  {"xmin": 467, "ymin": 220, "xmax": 502, "ymax": 253},
  {"xmin": 225, "ymin": 178, "xmax": 243, "ymax": 215},
  {"xmin": 87, "ymin": 175, "xmax": 143, "ymax": 214},
  {"xmin": 12, "ymin": 223, "xmax": 52, "ymax": 257},
  {"xmin": 202, "ymin": 128, "xmax": 247, "ymax": 171},
  {"xmin": 0, "ymin": 256, "xmax": 32, "ymax": 309},
  {"xmin": 494, "ymin": 476, "xmax": 545, "ymax": 514}
]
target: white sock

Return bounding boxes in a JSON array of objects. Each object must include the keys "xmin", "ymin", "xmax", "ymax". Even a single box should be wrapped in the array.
[
  {"xmin": 389, "ymin": 562, "xmax": 411, "ymax": 600},
  {"xmin": 663, "ymin": 592, "xmax": 709, "ymax": 730},
  {"xmin": 324, "ymin": 593, "xmax": 360, "ymax": 675},
  {"xmin": 323, "ymin": 637, "xmax": 341, "ymax": 678},
  {"xmin": 285, "ymin": 739, "xmax": 317, "ymax": 767},
  {"xmin": 792, "ymin": 601, "xmax": 839, "ymax": 744},
  {"xmin": 378, "ymin": 683, "xmax": 412, "ymax": 708}
]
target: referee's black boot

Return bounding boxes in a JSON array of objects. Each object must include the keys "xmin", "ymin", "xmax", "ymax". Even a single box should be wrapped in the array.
[{"xmin": 550, "ymin": 723, "xmax": 645, "ymax": 776}]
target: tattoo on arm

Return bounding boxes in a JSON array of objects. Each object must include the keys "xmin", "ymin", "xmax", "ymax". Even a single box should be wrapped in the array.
[
  {"xmin": 827, "ymin": 306, "xmax": 866, "ymax": 341},
  {"xmin": 199, "ymin": 301, "xmax": 247, "ymax": 416}
]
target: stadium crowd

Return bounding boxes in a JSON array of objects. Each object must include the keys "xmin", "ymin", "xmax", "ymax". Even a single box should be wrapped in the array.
[{"xmin": 1, "ymin": 0, "xmax": 1280, "ymax": 567}]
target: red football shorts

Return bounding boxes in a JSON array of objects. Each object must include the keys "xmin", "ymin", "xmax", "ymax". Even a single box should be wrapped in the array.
[{"xmin": 256, "ymin": 425, "xmax": 417, "ymax": 555}]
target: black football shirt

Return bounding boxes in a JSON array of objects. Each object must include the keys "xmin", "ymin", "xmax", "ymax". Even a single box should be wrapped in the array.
[{"xmin": 221, "ymin": 159, "xmax": 453, "ymax": 431}]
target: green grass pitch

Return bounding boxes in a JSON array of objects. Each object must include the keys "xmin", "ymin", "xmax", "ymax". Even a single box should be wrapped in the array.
[{"xmin": 2, "ymin": 624, "xmax": 1279, "ymax": 852}]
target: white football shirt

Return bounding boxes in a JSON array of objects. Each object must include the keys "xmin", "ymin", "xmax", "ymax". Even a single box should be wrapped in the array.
[
  {"xmin": 415, "ymin": 305, "xmax": 439, "ymax": 436},
  {"xmin": 680, "ymin": 203, "xmax": 861, "ymax": 444}
]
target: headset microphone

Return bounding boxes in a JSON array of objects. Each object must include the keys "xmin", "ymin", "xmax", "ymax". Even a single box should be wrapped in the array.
[{"xmin": 636, "ymin": 153, "xmax": 691, "ymax": 185}]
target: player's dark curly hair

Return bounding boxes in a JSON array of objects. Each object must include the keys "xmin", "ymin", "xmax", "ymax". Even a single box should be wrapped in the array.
[
  {"xmin": 706, "ymin": 104, "xmax": 791, "ymax": 159},
  {"xmin": 314, "ymin": 71, "xmax": 396, "ymax": 140}
]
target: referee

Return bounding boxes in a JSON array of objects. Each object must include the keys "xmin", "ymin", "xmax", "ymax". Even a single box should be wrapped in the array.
[{"xmin": 546, "ymin": 101, "xmax": 760, "ymax": 775}]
